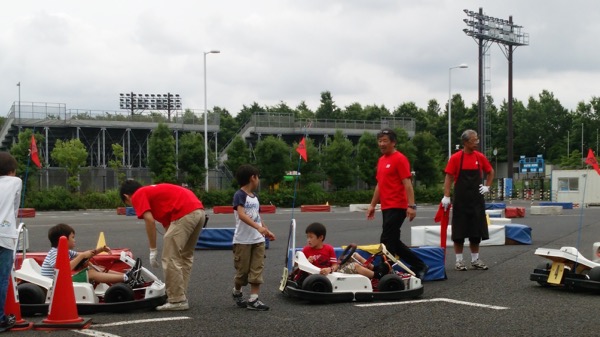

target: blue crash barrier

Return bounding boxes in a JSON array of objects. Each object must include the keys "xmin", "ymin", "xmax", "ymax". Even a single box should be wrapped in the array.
[
  {"xmin": 539, "ymin": 202, "xmax": 573, "ymax": 210},
  {"xmin": 196, "ymin": 228, "xmax": 269, "ymax": 249},
  {"xmin": 504, "ymin": 224, "xmax": 532, "ymax": 245},
  {"xmin": 485, "ymin": 203, "xmax": 506, "ymax": 210}
]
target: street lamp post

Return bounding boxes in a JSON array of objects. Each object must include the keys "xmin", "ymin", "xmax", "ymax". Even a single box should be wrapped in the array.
[
  {"xmin": 204, "ymin": 50, "xmax": 220, "ymax": 192},
  {"xmin": 448, "ymin": 64, "xmax": 468, "ymax": 158}
]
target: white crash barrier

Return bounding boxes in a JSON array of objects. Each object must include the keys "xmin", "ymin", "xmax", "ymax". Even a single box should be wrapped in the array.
[
  {"xmin": 530, "ymin": 206, "xmax": 562, "ymax": 215},
  {"xmin": 411, "ymin": 225, "xmax": 506, "ymax": 247},
  {"xmin": 349, "ymin": 204, "xmax": 381, "ymax": 212},
  {"xmin": 489, "ymin": 217, "xmax": 512, "ymax": 225}
]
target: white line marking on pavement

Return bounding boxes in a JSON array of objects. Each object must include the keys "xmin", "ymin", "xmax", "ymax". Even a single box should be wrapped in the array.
[
  {"xmin": 92, "ymin": 316, "xmax": 191, "ymax": 327},
  {"xmin": 73, "ymin": 330, "xmax": 122, "ymax": 337},
  {"xmin": 355, "ymin": 297, "xmax": 509, "ymax": 310}
]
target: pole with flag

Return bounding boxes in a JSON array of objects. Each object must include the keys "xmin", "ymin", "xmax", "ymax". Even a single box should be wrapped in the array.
[
  {"xmin": 29, "ymin": 134, "xmax": 41, "ymax": 168},
  {"xmin": 585, "ymin": 148, "xmax": 600, "ymax": 176},
  {"xmin": 296, "ymin": 137, "xmax": 308, "ymax": 162}
]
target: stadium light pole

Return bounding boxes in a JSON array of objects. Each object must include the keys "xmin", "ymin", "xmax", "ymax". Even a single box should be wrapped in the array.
[
  {"xmin": 448, "ymin": 64, "xmax": 468, "ymax": 158},
  {"xmin": 204, "ymin": 50, "xmax": 220, "ymax": 192}
]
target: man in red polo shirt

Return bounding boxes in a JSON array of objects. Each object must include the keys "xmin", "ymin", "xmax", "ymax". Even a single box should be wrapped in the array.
[
  {"xmin": 120, "ymin": 180, "xmax": 205, "ymax": 311},
  {"xmin": 366, "ymin": 128, "xmax": 428, "ymax": 279}
]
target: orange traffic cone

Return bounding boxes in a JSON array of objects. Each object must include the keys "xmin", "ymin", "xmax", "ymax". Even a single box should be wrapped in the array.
[
  {"xmin": 34, "ymin": 235, "xmax": 92, "ymax": 330},
  {"xmin": 3, "ymin": 269, "xmax": 32, "ymax": 330}
]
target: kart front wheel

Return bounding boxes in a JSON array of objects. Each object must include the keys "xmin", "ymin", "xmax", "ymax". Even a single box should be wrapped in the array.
[
  {"xmin": 302, "ymin": 274, "xmax": 333, "ymax": 293},
  {"xmin": 17, "ymin": 283, "xmax": 46, "ymax": 304},
  {"xmin": 378, "ymin": 274, "xmax": 405, "ymax": 292},
  {"xmin": 104, "ymin": 283, "xmax": 135, "ymax": 303}
]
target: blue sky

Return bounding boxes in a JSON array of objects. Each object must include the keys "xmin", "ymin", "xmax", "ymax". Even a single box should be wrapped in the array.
[{"xmin": 1, "ymin": 1, "xmax": 598, "ymax": 116}]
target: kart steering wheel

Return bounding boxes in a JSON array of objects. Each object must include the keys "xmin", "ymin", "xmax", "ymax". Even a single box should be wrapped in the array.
[{"xmin": 338, "ymin": 244, "xmax": 357, "ymax": 266}]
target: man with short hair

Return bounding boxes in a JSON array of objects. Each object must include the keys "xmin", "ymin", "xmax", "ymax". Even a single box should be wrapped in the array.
[
  {"xmin": 442, "ymin": 129, "xmax": 494, "ymax": 271},
  {"xmin": 366, "ymin": 128, "xmax": 429, "ymax": 279}
]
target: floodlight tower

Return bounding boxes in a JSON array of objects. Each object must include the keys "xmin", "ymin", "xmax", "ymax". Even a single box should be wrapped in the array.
[{"xmin": 463, "ymin": 8, "xmax": 529, "ymax": 180}]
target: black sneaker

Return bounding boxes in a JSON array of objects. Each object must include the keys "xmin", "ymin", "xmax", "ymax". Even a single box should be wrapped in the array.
[
  {"xmin": 0, "ymin": 314, "xmax": 16, "ymax": 332},
  {"xmin": 126, "ymin": 258, "xmax": 144, "ymax": 287},
  {"xmin": 232, "ymin": 292, "xmax": 246, "ymax": 308},
  {"xmin": 247, "ymin": 299, "xmax": 269, "ymax": 311}
]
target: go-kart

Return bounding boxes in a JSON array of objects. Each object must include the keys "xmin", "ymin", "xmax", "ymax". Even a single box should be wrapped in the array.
[
  {"xmin": 279, "ymin": 220, "xmax": 424, "ymax": 302},
  {"xmin": 530, "ymin": 242, "xmax": 600, "ymax": 292},
  {"xmin": 13, "ymin": 225, "xmax": 167, "ymax": 315}
]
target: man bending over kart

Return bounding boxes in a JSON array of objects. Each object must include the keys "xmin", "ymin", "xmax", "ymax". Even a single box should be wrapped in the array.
[
  {"xmin": 40, "ymin": 223, "xmax": 143, "ymax": 287},
  {"xmin": 302, "ymin": 222, "xmax": 388, "ymax": 279}
]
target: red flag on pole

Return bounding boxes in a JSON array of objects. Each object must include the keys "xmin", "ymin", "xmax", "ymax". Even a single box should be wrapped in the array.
[
  {"xmin": 30, "ymin": 134, "xmax": 41, "ymax": 168},
  {"xmin": 585, "ymin": 148, "xmax": 600, "ymax": 175},
  {"xmin": 296, "ymin": 137, "xmax": 308, "ymax": 162}
]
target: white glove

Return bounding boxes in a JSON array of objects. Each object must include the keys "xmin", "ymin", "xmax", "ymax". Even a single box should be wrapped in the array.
[
  {"xmin": 149, "ymin": 248, "xmax": 160, "ymax": 268},
  {"xmin": 479, "ymin": 184, "xmax": 490, "ymax": 195},
  {"xmin": 441, "ymin": 196, "xmax": 451, "ymax": 210}
]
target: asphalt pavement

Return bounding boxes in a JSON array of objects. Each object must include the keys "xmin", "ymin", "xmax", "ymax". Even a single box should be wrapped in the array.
[{"xmin": 8, "ymin": 201, "xmax": 600, "ymax": 337}]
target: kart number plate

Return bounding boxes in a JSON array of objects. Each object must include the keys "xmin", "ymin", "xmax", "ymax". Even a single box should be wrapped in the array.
[{"xmin": 547, "ymin": 262, "xmax": 565, "ymax": 285}]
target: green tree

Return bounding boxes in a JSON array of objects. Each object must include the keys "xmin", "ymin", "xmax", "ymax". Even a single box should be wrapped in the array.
[
  {"xmin": 108, "ymin": 143, "xmax": 126, "ymax": 184},
  {"xmin": 315, "ymin": 91, "xmax": 341, "ymax": 120},
  {"xmin": 214, "ymin": 107, "xmax": 237, "ymax": 150},
  {"xmin": 322, "ymin": 130, "xmax": 356, "ymax": 190},
  {"xmin": 178, "ymin": 132, "xmax": 205, "ymax": 188},
  {"xmin": 225, "ymin": 136, "xmax": 252, "ymax": 182},
  {"xmin": 254, "ymin": 136, "xmax": 290, "ymax": 189},
  {"xmin": 51, "ymin": 138, "xmax": 88, "ymax": 192},
  {"xmin": 356, "ymin": 132, "xmax": 379, "ymax": 187},
  {"xmin": 364, "ymin": 104, "xmax": 391, "ymax": 120},
  {"xmin": 411, "ymin": 132, "xmax": 443, "ymax": 187},
  {"xmin": 559, "ymin": 149, "xmax": 584, "ymax": 169},
  {"xmin": 148, "ymin": 123, "xmax": 176, "ymax": 183},
  {"xmin": 295, "ymin": 101, "xmax": 315, "ymax": 120},
  {"xmin": 235, "ymin": 102, "xmax": 265, "ymax": 127}
]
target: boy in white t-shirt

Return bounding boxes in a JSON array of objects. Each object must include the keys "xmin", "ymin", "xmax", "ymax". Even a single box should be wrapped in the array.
[
  {"xmin": 0, "ymin": 152, "xmax": 22, "ymax": 332},
  {"xmin": 231, "ymin": 164, "xmax": 275, "ymax": 311}
]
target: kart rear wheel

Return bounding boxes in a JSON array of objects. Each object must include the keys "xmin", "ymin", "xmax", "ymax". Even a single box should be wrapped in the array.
[
  {"xmin": 588, "ymin": 266, "xmax": 600, "ymax": 282},
  {"xmin": 302, "ymin": 274, "xmax": 333, "ymax": 293},
  {"xmin": 17, "ymin": 283, "xmax": 46, "ymax": 304},
  {"xmin": 104, "ymin": 283, "xmax": 135, "ymax": 303},
  {"xmin": 378, "ymin": 274, "xmax": 405, "ymax": 292}
]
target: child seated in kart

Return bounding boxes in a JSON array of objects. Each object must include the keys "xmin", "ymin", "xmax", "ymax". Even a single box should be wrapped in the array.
[
  {"xmin": 302, "ymin": 222, "xmax": 388, "ymax": 279},
  {"xmin": 40, "ymin": 223, "xmax": 142, "ymax": 287}
]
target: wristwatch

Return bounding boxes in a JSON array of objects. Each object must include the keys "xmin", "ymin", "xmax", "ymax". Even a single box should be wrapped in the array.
[{"xmin": 408, "ymin": 204, "xmax": 417, "ymax": 210}]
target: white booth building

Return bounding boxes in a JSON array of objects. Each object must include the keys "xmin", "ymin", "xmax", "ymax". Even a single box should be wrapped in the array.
[{"xmin": 552, "ymin": 169, "xmax": 600, "ymax": 205}]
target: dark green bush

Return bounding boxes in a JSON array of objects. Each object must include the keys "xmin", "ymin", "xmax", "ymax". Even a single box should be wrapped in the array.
[{"xmin": 25, "ymin": 187, "xmax": 84, "ymax": 210}]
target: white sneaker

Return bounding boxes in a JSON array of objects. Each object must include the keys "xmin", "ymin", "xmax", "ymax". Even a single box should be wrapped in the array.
[{"xmin": 156, "ymin": 301, "xmax": 189, "ymax": 311}]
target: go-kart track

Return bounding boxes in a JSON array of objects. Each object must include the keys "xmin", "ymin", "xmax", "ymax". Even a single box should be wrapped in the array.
[{"xmin": 9, "ymin": 201, "xmax": 600, "ymax": 336}]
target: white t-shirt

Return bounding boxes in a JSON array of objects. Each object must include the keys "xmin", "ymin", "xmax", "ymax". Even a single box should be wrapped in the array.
[
  {"xmin": 0, "ymin": 176, "xmax": 22, "ymax": 250},
  {"xmin": 232, "ymin": 189, "xmax": 264, "ymax": 244}
]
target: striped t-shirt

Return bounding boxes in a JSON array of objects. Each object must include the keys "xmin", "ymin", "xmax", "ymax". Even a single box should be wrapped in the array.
[{"xmin": 40, "ymin": 247, "xmax": 78, "ymax": 277}]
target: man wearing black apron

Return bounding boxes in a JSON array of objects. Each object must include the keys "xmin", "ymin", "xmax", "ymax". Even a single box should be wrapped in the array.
[{"xmin": 441, "ymin": 129, "xmax": 494, "ymax": 271}]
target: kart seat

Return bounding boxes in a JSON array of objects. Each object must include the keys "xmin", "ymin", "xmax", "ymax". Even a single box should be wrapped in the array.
[{"xmin": 15, "ymin": 258, "xmax": 53, "ymax": 290}]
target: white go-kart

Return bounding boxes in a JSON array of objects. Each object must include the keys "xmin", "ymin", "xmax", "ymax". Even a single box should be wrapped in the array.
[
  {"xmin": 530, "ymin": 242, "xmax": 600, "ymax": 292},
  {"xmin": 14, "ymin": 225, "xmax": 167, "ymax": 315},
  {"xmin": 279, "ymin": 220, "xmax": 424, "ymax": 302}
]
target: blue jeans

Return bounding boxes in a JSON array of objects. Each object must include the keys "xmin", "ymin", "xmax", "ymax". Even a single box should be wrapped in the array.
[{"xmin": 0, "ymin": 246, "xmax": 14, "ymax": 323}]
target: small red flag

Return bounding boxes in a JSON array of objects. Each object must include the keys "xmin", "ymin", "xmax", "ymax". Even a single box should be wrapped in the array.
[
  {"xmin": 30, "ymin": 134, "xmax": 41, "ymax": 168},
  {"xmin": 585, "ymin": 148, "xmax": 600, "ymax": 175},
  {"xmin": 296, "ymin": 137, "xmax": 308, "ymax": 162}
]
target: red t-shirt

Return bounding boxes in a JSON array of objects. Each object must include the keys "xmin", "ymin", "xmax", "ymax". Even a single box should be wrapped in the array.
[
  {"xmin": 302, "ymin": 244, "xmax": 337, "ymax": 268},
  {"xmin": 131, "ymin": 184, "xmax": 204, "ymax": 228},
  {"xmin": 444, "ymin": 150, "xmax": 492, "ymax": 183},
  {"xmin": 376, "ymin": 151, "xmax": 412, "ymax": 210}
]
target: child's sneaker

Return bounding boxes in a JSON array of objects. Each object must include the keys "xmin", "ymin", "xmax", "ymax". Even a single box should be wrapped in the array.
[
  {"xmin": 247, "ymin": 298, "xmax": 269, "ymax": 311},
  {"xmin": 125, "ymin": 258, "xmax": 144, "ymax": 288},
  {"xmin": 232, "ymin": 292, "xmax": 246, "ymax": 308},
  {"xmin": 471, "ymin": 259, "xmax": 489, "ymax": 270},
  {"xmin": 0, "ymin": 314, "xmax": 16, "ymax": 332}
]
